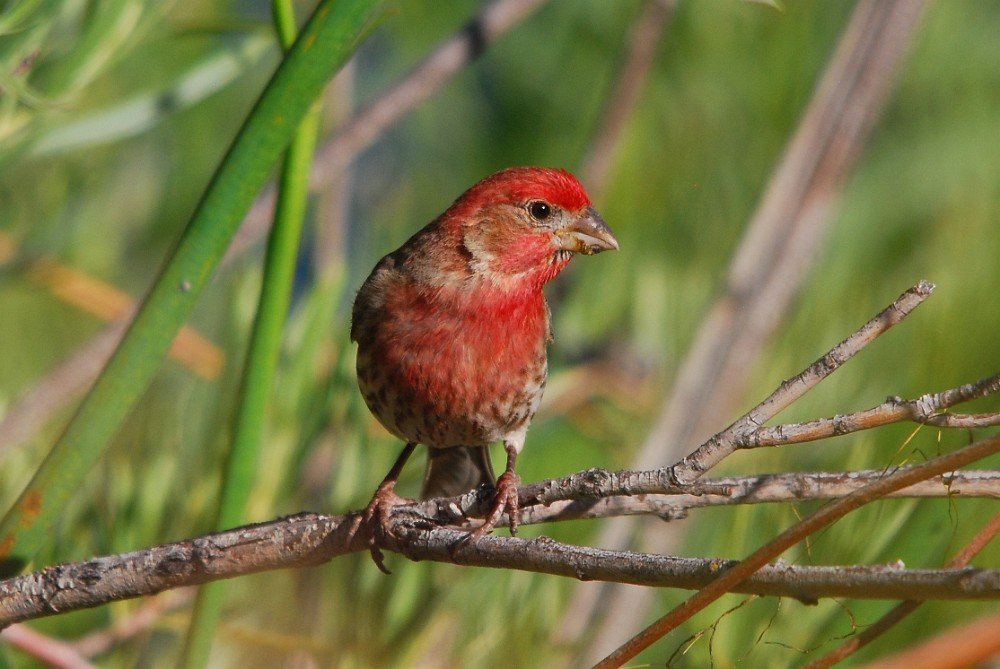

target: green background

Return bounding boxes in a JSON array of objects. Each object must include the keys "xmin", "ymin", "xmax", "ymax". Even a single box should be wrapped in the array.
[{"xmin": 1, "ymin": 0, "xmax": 999, "ymax": 667}]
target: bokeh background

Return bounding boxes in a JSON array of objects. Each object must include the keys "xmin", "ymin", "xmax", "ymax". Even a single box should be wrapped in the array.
[{"xmin": 2, "ymin": 0, "xmax": 1000, "ymax": 667}]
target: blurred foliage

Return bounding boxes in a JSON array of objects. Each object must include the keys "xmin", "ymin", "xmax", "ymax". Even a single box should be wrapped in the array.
[{"xmin": 1, "ymin": 0, "xmax": 1000, "ymax": 667}]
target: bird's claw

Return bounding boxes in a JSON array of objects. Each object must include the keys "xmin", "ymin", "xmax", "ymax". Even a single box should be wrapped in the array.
[
  {"xmin": 359, "ymin": 481, "xmax": 408, "ymax": 575},
  {"xmin": 453, "ymin": 470, "xmax": 521, "ymax": 553}
]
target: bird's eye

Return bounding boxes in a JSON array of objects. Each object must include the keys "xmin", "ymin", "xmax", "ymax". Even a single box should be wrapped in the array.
[{"xmin": 528, "ymin": 201, "xmax": 552, "ymax": 221}]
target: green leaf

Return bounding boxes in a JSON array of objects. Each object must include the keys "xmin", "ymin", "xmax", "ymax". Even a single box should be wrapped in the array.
[
  {"xmin": 177, "ymin": 0, "xmax": 326, "ymax": 664},
  {"xmin": 0, "ymin": 0, "xmax": 386, "ymax": 573}
]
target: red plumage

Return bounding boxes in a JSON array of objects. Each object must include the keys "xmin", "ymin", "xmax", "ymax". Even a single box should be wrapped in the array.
[{"xmin": 351, "ymin": 167, "xmax": 617, "ymax": 554}]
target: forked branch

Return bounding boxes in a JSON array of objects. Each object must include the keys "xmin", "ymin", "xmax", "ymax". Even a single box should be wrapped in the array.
[
  {"xmin": 671, "ymin": 280, "xmax": 936, "ymax": 482},
  {"xmin": 1, "ymin": 280, "xmax": 998, "ymax": 635}
]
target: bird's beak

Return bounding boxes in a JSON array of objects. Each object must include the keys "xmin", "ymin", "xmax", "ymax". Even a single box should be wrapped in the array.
[{"xmin": 554, "ymin": 207, "xmax": 619, "ymax": 255}]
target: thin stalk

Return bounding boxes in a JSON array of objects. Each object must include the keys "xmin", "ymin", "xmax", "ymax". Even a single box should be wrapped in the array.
[{"xmin": 175, "ymin": 2, "xmax": 324, "ymax": 667}]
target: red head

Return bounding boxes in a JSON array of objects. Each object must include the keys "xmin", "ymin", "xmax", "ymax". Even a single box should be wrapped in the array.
[{"xmin": 438, "ymin": 167, "xmax": 618, "ymax": 292}]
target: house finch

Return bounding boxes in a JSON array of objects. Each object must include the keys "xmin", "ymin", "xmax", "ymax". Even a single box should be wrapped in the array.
[{"xmin": 351, "ymin": 167, "xmax": 617, "ymax": 563}]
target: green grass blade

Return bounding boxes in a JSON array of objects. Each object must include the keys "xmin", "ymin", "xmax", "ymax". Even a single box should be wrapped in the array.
[
  {"xmin": 217, "ymin": 28, "xmax": 322, "ymax": 539},
  {"xmin": 176, "ymin": 1, "xmax": 324, "ymax": 665},
  {"xmin": 0, "ymin": 0, "xmax": 385, "ymax": 572}
]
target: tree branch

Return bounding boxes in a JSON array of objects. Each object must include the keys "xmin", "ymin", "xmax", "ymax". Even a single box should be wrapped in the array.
[
  {"xmin": 518, "ymin": 469, "xmax": 1000, "ymax": 525},
  {"xmin": 672, "ymin": 280, "xmax": 936, "ymax": 481},
  {"xmin": 742, "ymin": 373, "xmax": 1000, "ymax": 448},
  {"xmin": 2, "ymin": 267, "xmax": 995, "ymax": 649},
  {"xmin": 4, "ymin": 500, "xmax": 1000, "ymax": 629},
  {"xmin": 3, "ymin": 275, "xmax": 998, "ymax": 631},
  {"xmin": 594, "ymin": 429, "xmax": 1000, "ymax": 668},
  {"xmin": 574, "ymin": 0, "xmax": 932, "ymax": 648}
]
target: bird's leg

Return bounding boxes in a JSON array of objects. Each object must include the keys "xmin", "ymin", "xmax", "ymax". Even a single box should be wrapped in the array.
[
  {"xmin": 360, "ymin": 441, "xmax": 417, "ymax": 574},
  {"xmin": 459, "ymin": 442, "xmax": 521, "ymax": 548}
]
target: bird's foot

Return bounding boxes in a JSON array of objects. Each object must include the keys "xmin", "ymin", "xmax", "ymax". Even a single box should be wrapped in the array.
[
  {"xmin": 359, "ymin": 481, "xmax": 409, "ymax": 575},
  {"xmin": 455, "ymin": 470, "xmax": 521, "ymax": 552}
]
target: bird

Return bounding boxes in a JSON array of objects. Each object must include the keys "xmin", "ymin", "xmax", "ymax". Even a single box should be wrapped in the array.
[{"xmin": 350, "ymin": 166, "xmax": 618, "ymax": 565}]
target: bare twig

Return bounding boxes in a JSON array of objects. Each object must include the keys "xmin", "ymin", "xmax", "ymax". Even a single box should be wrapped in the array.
[
  {"xmin": 1, "ymin": 368, "xmax": 996, "ymax": 629},
  {"xmin": 399, "ymin": 528, "xmax": 1000, "ymax": 604},
  {"xmin": 3, "ymin": 488, "xmax": 1000, "ymax": 629},
  {"xmin": 0, "ymin": 513, "xmax": 357, "ymax": 628},
  {"xmin": 673, "ymin": 280, "xmax": 936, "ymax": 480},
  {"xmin": 513, "ymin": 357, "xmax": 1000, "ymax": 525},
  {"xmin": 511, "ymin": 364, "xmax": 1000, "ymax": 525},
  {"xmin": 742, "ymin": 373, "xmax": 1000, "ymax": 448},
  {"xmin": 593, "ymin": 430, "xmax": 1000, "ymax": 669},
  {"xmin": 803, "ymin": 510, "xmax": 1000, "ymax": 669},
  {"xmin": 572, "ymin": 0, "xmax": 931, "ymax": 652},
  {"xmin": 518, "ymin": 469, "xmax": 1000, "ymax": 525},
  {"xmin": 2, "ymin": 384, "xmax": 998, "ymax": 630}
]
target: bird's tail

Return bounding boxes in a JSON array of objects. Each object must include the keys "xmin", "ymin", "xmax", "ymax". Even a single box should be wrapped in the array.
[{"xmin": 421, "ymin": 446, "xmax": 496, "ymax": 500}]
